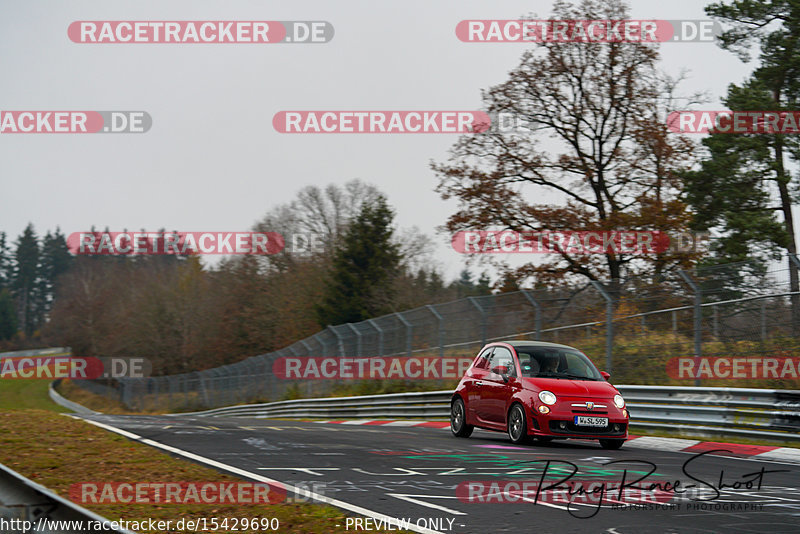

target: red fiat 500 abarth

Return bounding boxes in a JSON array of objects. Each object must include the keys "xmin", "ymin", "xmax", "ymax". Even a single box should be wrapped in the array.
[{"xmin": 450, "ymin": 341, "xmax": 629, "ymax": 449}]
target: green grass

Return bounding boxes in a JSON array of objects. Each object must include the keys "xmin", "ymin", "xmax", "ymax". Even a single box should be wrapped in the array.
[
  {"xmin": 0, "ymin": 378, "xmax": 68, "ymax": 412},
  {"xmin": 0, "ymin": 410, "xmax": 407, "ymax": 534}
]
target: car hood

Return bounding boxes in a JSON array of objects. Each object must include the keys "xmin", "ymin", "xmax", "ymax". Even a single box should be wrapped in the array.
[{"xmin": 520, "ymin": 377, "xmax": 618, "ymax": 398}]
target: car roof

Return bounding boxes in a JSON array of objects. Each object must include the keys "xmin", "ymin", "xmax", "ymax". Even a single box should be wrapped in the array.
[{"xmin": 492, "ymin": 340, "xmax": 580, "ymax": 351}]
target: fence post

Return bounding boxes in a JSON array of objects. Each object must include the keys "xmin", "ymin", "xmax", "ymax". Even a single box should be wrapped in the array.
[
  {"xmin": 395, "ymin": 312, "xmax": 413, "ymax": 357},
  {"xmin": 300, "ymin": 339, "xmax": 313, "ymax": 356},
  {"xmin": 712, "ymin": 306, "xmax": 719, "ymax": 338},
  {"xmin": 672, "ymin": 310, "xmax": 677, "ymax": 337},
  {"xmin": 345, "ymin": 323, "xmax": 362, "ymax": 357},
  {"xmin": 368, "ymin": 319, "xmax": 384, "ymax": 356},
  {"xmin": 328, "ymin": 326, "xmax": 346, "ymax": 357},
  {"xmin": 522, "ymin": 290, "xmax": 542, "ymax": 339},
  {"xmin": 468, "ymin": 297, "xmax": 487, "ymax": 346},
  {"xmin": 788, "ymin": 254, "xmax": 800, "ymax": 335},
  {"xmin": 311, "ymin": 332, "xmax": 327, "ymax": 358},
  {"xmin": 678, "ymin": 269, "xmax": 702, "ymax": 387},
  {"xmin": 590, "ymin": 281, "xmax": 614, "ymax": 374},
  {"xmin": 426, "ymin": 305, "xmax": 445, "ymax": 358}
]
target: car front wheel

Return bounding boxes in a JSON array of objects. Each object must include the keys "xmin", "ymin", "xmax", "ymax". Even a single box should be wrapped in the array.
[
  {"xmin": 507, "ymin": 404, "xmax": 529, "ymax": 444},
  {"xmin": 451, "ymin": 398, "xmax": 474, "ymax": 437}
]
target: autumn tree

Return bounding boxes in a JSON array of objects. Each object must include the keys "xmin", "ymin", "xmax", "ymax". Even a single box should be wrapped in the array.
[{"xmin": 433, "ymin": 0, "xmax": 698, "ymax": 289}]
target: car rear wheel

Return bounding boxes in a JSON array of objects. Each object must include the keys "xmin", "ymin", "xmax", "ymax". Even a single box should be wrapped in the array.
[
  {"xmin": 507, "ymin": 404, "xmax": 529, "ymax": 444},
  {"xmin": 599, "ymin": 438, "xmax": 625, "ymax": 450},
  {"xmin": 451, "ymin": 398, "xmax": 473, "ymax": 437}
]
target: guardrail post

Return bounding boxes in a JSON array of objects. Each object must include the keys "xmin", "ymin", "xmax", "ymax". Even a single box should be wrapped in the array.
[
  {"xmin": 521, "ymin": 290, "xmax": 542, "ymax": 339},
  {"xmin": 468, "ymin": 297, "xmax": 487, "ymax": 346},
  {"xmin": 395, "ymin": 312, "xmax": 413, "ymax": 357},
  {"xmin": 426, "ymin": 305, "xmax": 445, "ymax": 358},
  {"xmin": 590, "ymin": 281, "xmax": 614, "ymax": 374},
  {"xmin": 368, "ymin": 319, "xmax": 384, "ymax": 356},
  {"xmin": 346, "ymin": 323, "xmax": 362, "ymax": 357},
  {"xmin": 678, "ymin": 269, "xmax": 702, "ymax": 386}
]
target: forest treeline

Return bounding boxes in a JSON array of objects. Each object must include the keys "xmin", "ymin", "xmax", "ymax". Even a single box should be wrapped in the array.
[{"xmin": 0, "ymin": 181, "xmax": 492, "ymax": 373}]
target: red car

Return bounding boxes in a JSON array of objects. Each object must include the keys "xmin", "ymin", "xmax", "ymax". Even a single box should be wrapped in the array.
[{"xmin": 450, "ymin": 341, "xmax": 629, "ymax": 449}]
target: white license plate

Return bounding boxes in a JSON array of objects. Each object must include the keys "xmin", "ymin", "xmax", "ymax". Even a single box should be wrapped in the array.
[{"xmin": 574, "ymin": 416, "xmax": 608, "ymax": 427}]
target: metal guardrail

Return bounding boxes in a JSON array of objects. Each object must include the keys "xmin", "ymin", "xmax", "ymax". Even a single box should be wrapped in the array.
[
  {"xmin": 0, "ymin": 462, "xmax": 134, "ymax": 534},
  {"xmin": 49, "ymin": 380, "xmax": 99, "ymax": 415},
  {"xmin": 175, "ymin": 385, "xmax": 800, "ymax": 443},
  {"xmin": 0, "ymin": 348, "xmax": 70, "ymax": 359}
]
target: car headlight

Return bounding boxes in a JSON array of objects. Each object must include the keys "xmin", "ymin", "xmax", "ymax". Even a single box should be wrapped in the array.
[
  {"xmin": 614, "ymin": 394, "xmax": 625, "ymax": 409},
  {"xmin": 539, "ymin": 390, "xmax": 557, "ymax": 405}
]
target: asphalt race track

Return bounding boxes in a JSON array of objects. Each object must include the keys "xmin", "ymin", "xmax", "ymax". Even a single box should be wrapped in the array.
[{"xmin": 76, "ymin": 414, "xmax": 800, "ymax": 534}]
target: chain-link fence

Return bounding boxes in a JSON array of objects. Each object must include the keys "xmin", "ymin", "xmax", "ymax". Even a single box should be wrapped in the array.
[{"xmin": 75, "ymin": 256, "xmax": 800, "ymax": 411}]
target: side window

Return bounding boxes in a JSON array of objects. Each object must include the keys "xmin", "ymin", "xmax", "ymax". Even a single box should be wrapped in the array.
[
  {"xmin": 517, "ymin": 352, "xmax": 538, "ymax": 377},
  {"xmin": 488, "ymin": 347, "xmax": 516, "ymax": 377},
  {"xmin": 473, "ymin": 348, "xmax": 493, "ymax": 369}
]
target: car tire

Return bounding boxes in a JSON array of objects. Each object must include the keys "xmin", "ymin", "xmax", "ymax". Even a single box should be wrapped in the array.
[
  {"xmin": 507, "ymin": 404, "xmax": 530, "ymax": 444},
  {"xmin": 599, "ymin": 438, "xmax": 625, "ymax": 450},
  {"xmin": 451, "ymin": 398, "xmax": 474, "ymax": 437}
]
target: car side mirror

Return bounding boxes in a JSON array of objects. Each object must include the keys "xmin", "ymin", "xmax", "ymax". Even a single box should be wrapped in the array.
[
  {"xmin": 491, "ymin": 365, "xmax": 510, "ymax": 382},
  {"xmin": 600, "ymin": 371, "xmax": 610, "ymax": 381}
]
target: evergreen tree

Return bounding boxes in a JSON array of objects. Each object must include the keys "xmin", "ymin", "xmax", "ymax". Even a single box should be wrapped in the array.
[
  {"xmin": 0, "ymin": 289, "xmax": 16, "ymax": 340},
  {"xmin": 12, "ymin": 224, "xmax": 41, "ymax": 337},
  {"xmin": 683, "ymin": 80, "xmax": 791, "ymax": 266},
  {"xmin": 316, "ymin": 196, "xmax": 401, "ymax": 326},
  {"xmin": 39, "ymin": 228, "xmax": 73, "ymax": 317},
  {"xmin": 0, "ymin": 232, "xmax": 9, "ymax": 289}
]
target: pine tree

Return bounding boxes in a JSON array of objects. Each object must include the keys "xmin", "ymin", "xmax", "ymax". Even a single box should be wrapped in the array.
[
  {"xmin": 12, "ymin": 224, "xmax": 41, "ymax": 337},
  {"xmin": 316, "ymin": 196, "xmax": 401, "ymax": 326},
  {"xmin": 39, "ymin": 228, "xmax": 74, "ymax": 318},
  {"xmin": 0, "ymin": 289, "xmax": 16, "ymax": 340}
]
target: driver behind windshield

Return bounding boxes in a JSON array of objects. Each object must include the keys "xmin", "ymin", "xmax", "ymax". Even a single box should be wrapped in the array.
[{"xmin": 540, "ymin": 356, "xmax": 559, "ymax": 374}]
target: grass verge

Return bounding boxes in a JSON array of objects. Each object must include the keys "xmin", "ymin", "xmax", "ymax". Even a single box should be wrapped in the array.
[
  {"xmin": 0, "ymin": 379, "xmax": 69, "ymax": 412},
  {"xmin": 0, "ymin": 410, "xmax": 406, "ymax": 534}
]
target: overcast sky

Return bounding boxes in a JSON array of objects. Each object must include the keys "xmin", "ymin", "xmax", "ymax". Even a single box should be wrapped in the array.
[{"xmin": 0, "ymin": 0, "xmax": 762, "ymax": 279}]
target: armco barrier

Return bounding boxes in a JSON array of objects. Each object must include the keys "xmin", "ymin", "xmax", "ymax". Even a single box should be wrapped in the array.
[
  {"xmin": 173, "ymin": 385, "xmax": 800, "ymax": 443},
  {"xmin": 0, "ymin": 462, "xmax": 134, "ymax": 534}
]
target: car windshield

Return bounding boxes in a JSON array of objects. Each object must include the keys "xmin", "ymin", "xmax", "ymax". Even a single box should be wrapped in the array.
[{"xmin": 516, "ymin": 347, "xmax": 602, "ymax": 381}]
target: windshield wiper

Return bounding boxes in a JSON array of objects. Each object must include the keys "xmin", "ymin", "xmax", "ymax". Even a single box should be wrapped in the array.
[
  {"xmin": 559, "ymin": 373, "xmax": 597, "ymax": 381},
  {"xmin": 536, "ymin": 372, "xmax": 596, "ymax": 381}
]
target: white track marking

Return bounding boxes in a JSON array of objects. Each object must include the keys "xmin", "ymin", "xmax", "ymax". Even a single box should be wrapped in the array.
[
  {"xmin": 72, "ymin": 416, "xmax": 447, "ymax": 534},
  {"xmin": 386, "ymin": 494, "xmax": 467, "ymax": 515}
]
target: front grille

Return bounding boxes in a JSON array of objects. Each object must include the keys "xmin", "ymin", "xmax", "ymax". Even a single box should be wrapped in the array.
[
  {"xmin": 571, "ymin": 410, "xmax": 608, "ymax": 415},
  {"xmin": 549, "ymin": 420, "xmax": 627, "ymax": 435}
]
